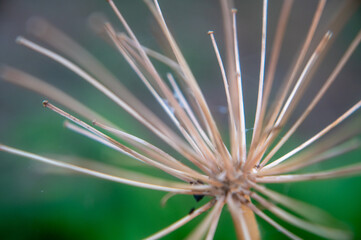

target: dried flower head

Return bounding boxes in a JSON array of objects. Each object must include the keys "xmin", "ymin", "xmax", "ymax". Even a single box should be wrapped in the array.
[{"xmin": 1, "ymin": 0, "xmax": 361, "ymax": 239}]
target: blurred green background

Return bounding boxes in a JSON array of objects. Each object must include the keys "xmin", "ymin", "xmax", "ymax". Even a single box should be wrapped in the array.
[{"xmin": 0, "ymin": 0, "xmax": 361, "ymax": 239}]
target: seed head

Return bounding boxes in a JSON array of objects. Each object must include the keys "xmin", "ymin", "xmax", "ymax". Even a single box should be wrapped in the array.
[{"xmin": 1, "ymin": 0, "xmax": 361, "ymax": 239}]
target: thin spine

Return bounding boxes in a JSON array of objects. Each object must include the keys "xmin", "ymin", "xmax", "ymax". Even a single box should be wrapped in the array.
[
  {"xmin": 92, "ymin": 121, "xmax": 203, "ymax": 174},
  {"xmin": 232, "ymin": 9, "xmax": 247, "ymax": 165},
  {"xmin": 15, "ymin": 37, "xmax": 202, "ymax": 165},
  {"xmin": 43, "ymin": 101, "xmax": 203, "ymax": 182},
  {"xmin": 272, "ymin": 31, "xmax": 333, "ymax": 129},
  {"xmin": 185, "ymin": 197, "xmax": 225, "ymax": 240},
  {"xmin": 27, "ymin": 17, "xmax": 147, "ymax": 112},
  {"xmin": 219, "ymin": 1, "xmax": 241, "ymax": 165},
  {"xmin": 251, "ymin": 192, "xmax": 351, "ymax": 239},
  {"xmin": 264, "ymin": 139, "xmax": 361, "ymax": 175},
  {"xmin": 0, "ymin": 66, "xmax": 211, "ymax": 178},
  {"xmin": 93, "ymin": 120, "xmax": 219, "ymax": 182},
  {"xmin": 250, "ymin": 0, "xmax": 269, "ymax": 154},
  {"xmin": 205, "ymin": 199, "xmax": 223, "ymax": 240},
  {"xmin": 0, "ymin": 66, "xmax": 111, "ymax": 126},
  {"xmin": 260, "ymin": 29, "xmax": 361, "ymax": 168},
  {"xmin": 122, "ymin": 39, "xmax": 212, "ymax": 136},
  {"xmin": 145, "ymin": 200, "xmax": 216, "ymax": 240},
  {"xmin": 117, "ymin": 36, "xmax": 219, "ymax": 171},
  {"xmin": 0, "ymin": 144, "xmax": 204, "ymax": 194},
  {"xmin": 249, "ymin": 0, "xmax": 293, "ymax": 166},
  {"xmin": 27, "ymin": 17, "xmax": 191, "ymax": 157},
  {"xmin": 266, "ymin": 0, "xmax": 358, "ymax": 132},
  {"xmin": 166, "ymin": 73, "xmax": 215, "ymax": 152},
  {"xmin": 147, "ymin": 0, "xmax": 231, "ymax": 164},
  {"xmin": 66, "ymin": 121, "xmax": 195, "ymax": 175},
  {"xmin": 257, "ymin": 163, "xmax": 361, "ymax": 183},
  {"xmin": 247, "ymin": 202, "xmax": 301, "ymax": 240},
  {"xmin": 105, "ymin": 24, "xmax": 217, "ymax": 168},
  {"xmin": 122, "ymin": 32, "xmax": 213, "ymax": 144},
  {"xmin": 46, "ymin": 149, "xmax": 190, "ymax": 188},
  {"xmin": 264, "ymin": 0, "xmax": 327, "ymax": 135},
  {"xmin": 108, "ymin": 0, "xmax": 215, "ymax": 153},
  {"xmin": 250, "ymin": 182, "xmax": 348, "ymax": 225},
  {"xmin": 207, "ymin": 30, "xmax": 236, "ymax": 172},
  {"xmin": 208, "ymin": 30, "xmax": 238, "ymax": 164},
  {"xmin": 119, "ymin": 34, "xmax": 182, "ymax": 73},
  {"xmin": 160, "ymin": 192, "xmax": 176, "ymax": 207},
  {"xmin": 227, "ymin": 195, "xmax": 252, "ymax": 240},
  {"xmin": 219, "ymin": 0, "xmax": 238, "ymax": 118},
  {"xmin": 247, "ymin": 31, "xmax": 334, "ymax": 168},
  {"xmin": 65, "ymin": 121, "xmax": 131, "ymax": 154},
  {"xmin": 105, "ymin": 4, "xmax": 220, "ymax": 168},
  {"xmin": 263, "ymin": 100, "xmax": 361, "ymax": 170}
]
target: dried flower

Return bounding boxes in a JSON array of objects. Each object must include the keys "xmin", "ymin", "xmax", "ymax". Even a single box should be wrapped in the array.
[{"xmin": 1, "ymin": 0, "xmax": 361, "ymax": 239}]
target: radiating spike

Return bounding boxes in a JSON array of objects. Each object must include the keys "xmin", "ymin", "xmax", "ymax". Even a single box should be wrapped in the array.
[
  {"xmin": 145, "ymin": 200, "xmax": 215, "ymax": 240},
  {"xmin": 265, "ymin": 139, "xmax": 361, "ymax": 175},
  {"xmin": 252, "ymin": 192, "xmax": 351, "ymax": 240},
  {"xmin": 208, "ymin": 30, "xmax": 237, "ymax": 163},
  {"xmin": 250, "ymin": 0, "xmax": 294, "ymax": 162},
  {"xmin": 260, "ymin": 29, "xmax": 361, "ymax": 168},
  {"xmin": 146, "ymin": 0, "xmax": 232, "ymax": 165},
  {"xmin": 231, "ymin": 9, "xmax": 247, "ymax": 165},
  {"xmin": 257, "ymin": 163, "xmax": 361, "ymax": 183},
  {"xmin": 250, "ymin": 0, "xmax": 269, "ymax": 150},
  {"xmin": 264, "ymin": 100, "xmax": 361, "ymax": 169},
  {"xmin": 265, "ymin": 0, "xmax": 327, "ymax": 136},
  {"xmin": 15, "ymin": 36, "xmax": 201, "ymax": 162},
  {"xmin": 0, "ymin": 144, "xmax": 205, "ymax": 194},
  {"xmin": 251, "ymin": 183, "xmax": 347, "ymax": 226},
  {"xmin": 42, "ymin": 101, "xmax": 203, "ymax": 182},
  {"xmin": 227, "ymin": 195, "xmax": 252, "ymax": 240},
  {"xmin": 105, "ymin": 24, "xmax": 215, "ymax": 166},
  {"xmin": 185, "ymin": 198, "xmax": 224, "ymax": 240},
  {"xmin": 247, "ymin": 202, "xmax": 301, "ymax": 240}
]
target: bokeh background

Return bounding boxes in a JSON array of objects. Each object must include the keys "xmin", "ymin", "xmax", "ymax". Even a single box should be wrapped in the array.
[{"xmin": 0, "ymin": 0, "xmax": 360, "ymax": 239}]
